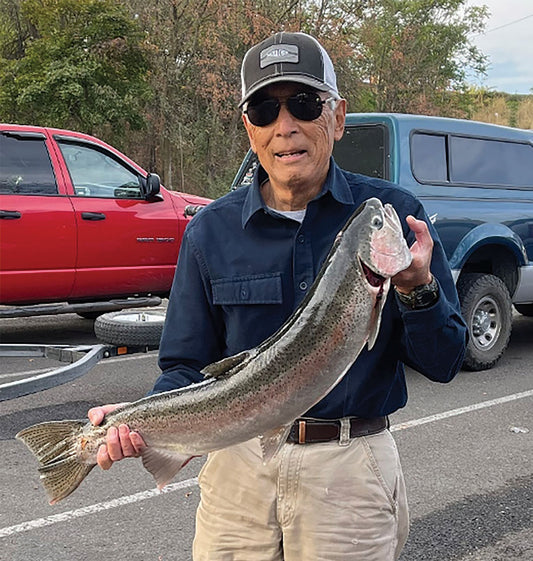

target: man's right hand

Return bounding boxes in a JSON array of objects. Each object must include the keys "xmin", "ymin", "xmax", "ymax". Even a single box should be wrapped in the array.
[{"xmin": 88, "ymin": 403, "xmax": 146, "ymax": 470}]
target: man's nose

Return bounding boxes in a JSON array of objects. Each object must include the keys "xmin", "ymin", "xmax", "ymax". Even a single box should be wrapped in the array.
[{"xmin": 275, "ymin": 102, "xmax": 299, "ymax": 133}]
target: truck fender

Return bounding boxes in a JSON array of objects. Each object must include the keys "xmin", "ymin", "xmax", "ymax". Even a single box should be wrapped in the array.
[{"xmin": 449, "ymin": 223, "xmax": 528, "ymax": 272}]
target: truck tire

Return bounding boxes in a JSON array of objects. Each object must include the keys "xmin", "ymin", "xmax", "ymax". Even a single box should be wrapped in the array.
[
  {"xmin": 94, "ymin": 309, "xmax": 166, "ymax": 346},
  {"xmin": 514, "ymin": 303, "xmax": 533, "ymax": 317},
  {"xmin": 457, "ymin": 273, "xmax": 512, "ymax": 371}
]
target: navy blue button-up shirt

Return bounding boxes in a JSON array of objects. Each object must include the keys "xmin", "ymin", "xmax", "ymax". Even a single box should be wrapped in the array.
[{"xmin": 155, "ymin": 159, "xmax": 467, "ymax": 419}]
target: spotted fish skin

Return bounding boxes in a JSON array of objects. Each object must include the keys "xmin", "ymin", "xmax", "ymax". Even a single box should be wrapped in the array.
[{"xmin": 16, "ymin": 197, "xmax": 412, "ymax": 504}]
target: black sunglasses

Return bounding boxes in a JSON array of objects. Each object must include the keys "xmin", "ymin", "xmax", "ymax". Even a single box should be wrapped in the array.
[{"xmin": 244, "ymin": 92, "xmax": 335, "ymax": 127}]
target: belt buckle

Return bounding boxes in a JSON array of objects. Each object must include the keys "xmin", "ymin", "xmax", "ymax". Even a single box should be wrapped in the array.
[{"xmin": 339, "ymin": 417, "xmax": 351, "ymax": 446}]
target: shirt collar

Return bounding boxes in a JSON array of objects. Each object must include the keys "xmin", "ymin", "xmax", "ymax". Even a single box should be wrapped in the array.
[{"xmin": 241, "ymin": 157, "xmax": 355, "ymax": 228}]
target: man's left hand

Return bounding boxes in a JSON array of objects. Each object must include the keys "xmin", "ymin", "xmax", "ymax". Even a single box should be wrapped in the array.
[{"xmin": 392, "ymin": 215, "xmax": 434, "ymax": 293}]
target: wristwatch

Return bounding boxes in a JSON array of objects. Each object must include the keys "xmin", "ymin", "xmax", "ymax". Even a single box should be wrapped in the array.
[{"xmin": 395, "ymin": 275, "xmax": 439, "ymax": 310}]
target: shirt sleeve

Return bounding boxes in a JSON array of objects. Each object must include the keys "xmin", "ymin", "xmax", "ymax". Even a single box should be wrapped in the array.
[
  {"xmin": 394, "ymin": 205, "xmax": 468, "ymax": 383},
  {"xmin": 151, "ymin": 227, "xmax": 223, "ymax": 394}
]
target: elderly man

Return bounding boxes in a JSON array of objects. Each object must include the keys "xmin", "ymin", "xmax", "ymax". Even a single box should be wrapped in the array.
[{"xmin": 90, "ymin": 32, "xmax": 467, "ymax": 561}]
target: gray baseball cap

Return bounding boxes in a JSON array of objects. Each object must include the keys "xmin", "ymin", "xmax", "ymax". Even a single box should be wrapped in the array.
[{"xmin": 239, "ymin": 32, "xmax": 339, "ymax": 107}]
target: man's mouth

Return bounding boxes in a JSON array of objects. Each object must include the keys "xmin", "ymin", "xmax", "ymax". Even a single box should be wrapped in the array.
[{"xmin": 275, "ymin": 150, "xmax": 306, "ymax": 158}]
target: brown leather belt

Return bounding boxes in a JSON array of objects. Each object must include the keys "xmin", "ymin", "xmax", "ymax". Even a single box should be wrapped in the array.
[{"xmin": 287, "ymin": 416, "xmax": 389, "ymax": 444}]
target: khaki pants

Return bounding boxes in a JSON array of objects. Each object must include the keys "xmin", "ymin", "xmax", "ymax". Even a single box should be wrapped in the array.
[{"xmin": 193, "ymin": 429, "xmax": 409, "ymax": 561}]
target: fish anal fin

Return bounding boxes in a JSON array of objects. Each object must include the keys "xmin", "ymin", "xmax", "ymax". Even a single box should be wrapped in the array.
[
  {"xmin": 259, "ymin": 424, "xmax": 292, "ymax": 464},
  {"xmin": 201, "ymin": 349, "xmax": 255, "ymax": 378},
  {"xmin": 141, "ymin": 447, "xmax": 195, "ymax": 489}
]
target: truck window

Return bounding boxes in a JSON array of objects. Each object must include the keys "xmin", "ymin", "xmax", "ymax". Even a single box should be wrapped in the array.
[
  {"xmin": 450, "ymin": 136, "xmax": 532, "ymax": 187},
  {"xmin": 0, "ymin": 133, "xmax": 57, "ymax": 195},
  {"xmin": 412, "ymin": 131, "xmax": 533, "ymax": 188},
  {"xmin": 333, "ymin": 125, "xmax": 389, "ymax": 179},
  {"xmin": 411, "ymin": 133, "xmax": 448, "ymax": 183},
  {"xmin": 58, "ymin": 141, "xmax": 143, "ymax": 198}
]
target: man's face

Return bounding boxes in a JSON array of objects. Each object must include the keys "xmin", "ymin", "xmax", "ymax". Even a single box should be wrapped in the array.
[{"xmin": 243, "ymin": 82, "xmax": 346, "ymax": 194}]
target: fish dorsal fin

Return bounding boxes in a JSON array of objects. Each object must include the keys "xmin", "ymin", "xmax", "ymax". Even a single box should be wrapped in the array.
[
  {"xmin": 141, "ymin": 447, "xmax": 195, "ymax": 489},
  {"xmin": 201, "ymin": 349, "xmax": 255, "ymax": 378},
  {"xmin": 259, "ymin": 423, "xmax": 293, "ymax": 464}
]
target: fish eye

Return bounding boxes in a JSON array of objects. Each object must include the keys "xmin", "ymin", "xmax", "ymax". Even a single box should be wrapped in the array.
[{"xmin": 371, "ymin": 214, "xmax": 383, "ymax": 229}]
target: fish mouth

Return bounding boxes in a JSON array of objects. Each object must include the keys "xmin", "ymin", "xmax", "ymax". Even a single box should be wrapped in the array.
[
  {"xmin": 360, "ymin": 259, "xmax": 387, "ymax": 303},
  {"xmin": 361, "ymin": 260, "xmax": 386, "ymax": 288}
]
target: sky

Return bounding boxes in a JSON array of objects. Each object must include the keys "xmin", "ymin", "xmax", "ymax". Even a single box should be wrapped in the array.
[{"xmin": 467, "ymin": 0, "xmax": 533, "ymax": 94}]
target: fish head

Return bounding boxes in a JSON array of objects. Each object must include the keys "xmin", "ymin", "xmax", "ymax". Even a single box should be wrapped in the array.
[
  {"xmin": 344, "ymin": 198, "xmax": 412, "ymax": 347},
  {"xmin": 349, "ymin": 197, "xmax": 412, "ymax": 286},
  {"xmin": 339, "ymin": 197, "xmax": 411, "ymax": 312}
]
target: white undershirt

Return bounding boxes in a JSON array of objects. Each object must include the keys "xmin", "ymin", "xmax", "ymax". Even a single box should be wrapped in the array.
[{"xmin": 268, "ymin": 206, "xmax": 307, "ymax": 223}]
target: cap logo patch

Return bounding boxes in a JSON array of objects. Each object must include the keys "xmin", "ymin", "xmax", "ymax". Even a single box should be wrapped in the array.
[{"xmin": 260, "ymin": 44, "xmax": 298, "ymax": 68}]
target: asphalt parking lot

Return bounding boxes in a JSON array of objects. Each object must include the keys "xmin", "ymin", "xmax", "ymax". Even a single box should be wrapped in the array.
[{"xmin": 0, "ymin": 311, "xmax": 532, "ymax": 560}]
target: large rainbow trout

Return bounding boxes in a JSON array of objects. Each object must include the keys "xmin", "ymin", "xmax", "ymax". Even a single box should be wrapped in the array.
[{"xmin": 17, "ymin": 198, "xmax": 412, "ymax": 504}]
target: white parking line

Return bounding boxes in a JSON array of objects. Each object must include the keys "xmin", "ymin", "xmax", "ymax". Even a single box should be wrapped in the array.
[
  {"xmin": 0, "ymin": 478, "xmax": 198, "ymax": 538},
  {"xmin": 390, "ymin": 389, "xmax": 533, "ymax": 431},
  {"xmin": 1, "ymin": 387, "xmax": 532, "ymax": 539}
]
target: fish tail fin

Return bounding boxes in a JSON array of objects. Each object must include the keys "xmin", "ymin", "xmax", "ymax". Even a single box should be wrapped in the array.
[{"xmin": 16, "ymin": 420, "xmax": 94, "ymax": 504}]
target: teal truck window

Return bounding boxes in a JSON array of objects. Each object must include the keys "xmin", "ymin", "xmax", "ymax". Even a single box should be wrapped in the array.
[
  {"xmin": 333, "ymin": 125, "xmax": 388, "ymax": 180},
  {"xmin": 450, "ymin": 136, "xmax": 532, "ymax": 187},
  {"xmin": 411, "ymin": 133, "xmax": 448, "ymax": 184}
]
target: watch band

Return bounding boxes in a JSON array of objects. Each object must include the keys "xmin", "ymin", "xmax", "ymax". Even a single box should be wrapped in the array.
[{"xmin": 395, "ymin": 275, "xmax": 439, "ymax": 310}]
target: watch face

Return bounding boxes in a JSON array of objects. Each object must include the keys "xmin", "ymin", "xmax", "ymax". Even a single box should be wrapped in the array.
[{"xmin": 417, "ymin": 289, "xmax": 437, "ymax": 306}]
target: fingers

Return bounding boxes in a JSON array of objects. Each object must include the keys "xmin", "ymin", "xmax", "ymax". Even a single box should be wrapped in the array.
[
  {"xmin": 88, "ymin": 403, "xmax": 145, "ymax": 471},
  {"xmin": 393, "ymin": 215, "xmax": 434, "ymax": 291},
  {"xmin": 96, "ymin": 425, "xmax": 146, "ymax": 470},
  {"xmin": 406, "ymin": 215, "xmax": 433, "ymax": 252},
  {"xmin": 88, "ymin": 403, "xmax": 127, "ymax": 426}
]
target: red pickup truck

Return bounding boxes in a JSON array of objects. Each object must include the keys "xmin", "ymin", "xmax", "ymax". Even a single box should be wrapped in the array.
[{"xmin": 0, "ymin": 124, "xmax": 211, "ymax": 319}]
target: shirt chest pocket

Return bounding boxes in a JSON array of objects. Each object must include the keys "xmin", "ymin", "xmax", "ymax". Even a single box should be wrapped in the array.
[{"xmin": 211, "ymin": 273, "xmax": 283, "ymax": 305}]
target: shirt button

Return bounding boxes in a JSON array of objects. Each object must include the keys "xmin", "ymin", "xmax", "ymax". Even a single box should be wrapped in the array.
[
  {"xmin": 299, "ymin": 281, "xmax": 308, "ymax": 291},
  {"xmin": 297, "ymin": 234, "xmax": 305, "ymax": 243},
  {"xmin": 240, "ymin": 288, "xmax": 248, "ymax": 299}
]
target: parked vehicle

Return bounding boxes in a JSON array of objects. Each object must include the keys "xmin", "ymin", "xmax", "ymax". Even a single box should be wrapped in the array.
[
  {"xmin": 0, "ymin": 124, "xmax": 211, "ymax": 321},
  {"xmin": 232, "ymin": 114, "xmax": 533, "ymax": 371}
]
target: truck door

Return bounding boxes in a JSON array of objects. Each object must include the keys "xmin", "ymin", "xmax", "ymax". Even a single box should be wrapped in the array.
[
  {"xmin": 0, "ymin": 130, "xmax": 76, "ymax": 304},
  {"xmin": 54, "ymin": 138, "xmax": 181, "ymax": 299}
]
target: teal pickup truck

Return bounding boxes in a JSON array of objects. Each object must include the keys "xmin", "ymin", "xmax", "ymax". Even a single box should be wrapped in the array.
[{"xmin": 232, "ymin": 114, "xmax": 533, "ymax": 371}]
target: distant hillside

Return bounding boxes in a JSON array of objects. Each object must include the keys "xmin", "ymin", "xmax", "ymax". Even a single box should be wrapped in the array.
[{"xmin": 471, "ymin": 92, "xmax": 533, "ymax": 129}]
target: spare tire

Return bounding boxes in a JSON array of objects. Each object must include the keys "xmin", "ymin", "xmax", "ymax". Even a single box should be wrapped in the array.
[{"xmin": 94, "ymin": 309, "xmax": 166, "ymax": 346}]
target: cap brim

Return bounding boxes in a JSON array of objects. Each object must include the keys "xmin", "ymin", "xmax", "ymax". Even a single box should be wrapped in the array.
[{"xmin": 239, "ymin": 75, "xmax": 332, "ymax": 107}]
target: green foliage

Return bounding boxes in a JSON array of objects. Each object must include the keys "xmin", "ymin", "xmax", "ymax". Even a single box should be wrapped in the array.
[
  {"xmin": 0, "ymin": 0, "xmax": 151, "ymax": 139},
  {"xmin": 1, "ymin": 0, "xmax": 529, "ymax": 199},
  {"xmin": 349, "ymin": 0, "xmax": 489, "ymax": 116}
]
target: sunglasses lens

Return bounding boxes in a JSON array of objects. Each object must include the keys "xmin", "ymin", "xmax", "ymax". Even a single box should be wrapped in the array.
[
  {"xmin": 287, "ymin": 93, "xmax": 323, "ymax": 121},
  {"xmin": 246, "ymin": 99, "xmax": 280, "ymax": 126},
  {"xmin": 245, "ymin": 92, "xmax": 327, "ymax": 126}
]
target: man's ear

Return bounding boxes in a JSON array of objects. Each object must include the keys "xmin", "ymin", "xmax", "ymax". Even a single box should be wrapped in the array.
[
  {"xmin": 242, "ymin": 114, "xmax": 257, "ymax": 153},
  {"xmin": 333, "ymin": 99, "xmax": 347, "ymax": 142}
]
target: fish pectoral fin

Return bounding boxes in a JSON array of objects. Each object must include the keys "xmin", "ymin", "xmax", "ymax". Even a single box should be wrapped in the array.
[
  {"xmin": 141, "ymin": 447, "xmax": 195, "ymax": 489},
  {"xmin": 259, "ymin": 424, "xmax": 292, "ymax": 464},
  {"xmin": 201, "ymin": 349, "xmax": 256, "ymax": 378},
  {"xmin": 368, "ymin": 280, "xmax": 390, "ymax": 349}
]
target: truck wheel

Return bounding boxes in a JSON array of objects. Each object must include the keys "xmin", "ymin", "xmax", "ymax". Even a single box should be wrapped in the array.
[
  {"xmin": 514, "ymin": 303, "xmax": 533, "ymax": 317},
  {"xmin": 457, "ymin": 273, "xmax": 512, "ymax": 371},
  {"xmin": 94, "ymin": 309, "xmax": 166, "ymax": 346}
]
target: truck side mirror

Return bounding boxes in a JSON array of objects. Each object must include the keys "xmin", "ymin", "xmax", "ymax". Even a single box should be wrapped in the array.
[{"xmin": 141, "ymin": 173, "xmax": 161, "ymax": 199}]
